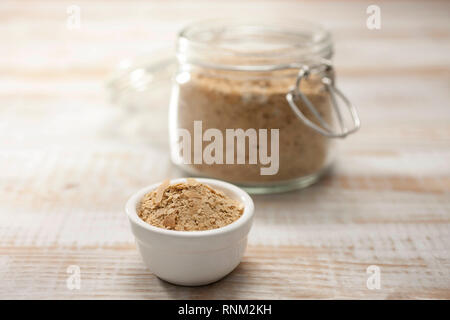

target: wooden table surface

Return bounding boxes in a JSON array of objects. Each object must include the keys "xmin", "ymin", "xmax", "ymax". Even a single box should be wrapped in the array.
[{"xmin": 1, "ymin": 0, "xmax": 449, "ymax": 299}]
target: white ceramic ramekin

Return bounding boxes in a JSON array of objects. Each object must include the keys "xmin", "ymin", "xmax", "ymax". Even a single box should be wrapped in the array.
[{"xmin": 125, "ymin": 178, "xmax": 254, "ymax": 286}]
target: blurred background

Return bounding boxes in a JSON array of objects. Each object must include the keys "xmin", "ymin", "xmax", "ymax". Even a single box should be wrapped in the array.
[{"xmin": 1, "ymin": 0, "xmax": 449, "ymax": 299}]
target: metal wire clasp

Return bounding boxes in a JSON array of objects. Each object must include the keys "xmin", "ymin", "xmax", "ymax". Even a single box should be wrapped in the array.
[{"xmin": 286, "ymin": 61, "xmax": 360, "ymax": 138}]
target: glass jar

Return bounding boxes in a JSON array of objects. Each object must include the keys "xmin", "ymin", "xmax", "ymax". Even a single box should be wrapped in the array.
[{"xmin": 169, "ymin": 20, "xmax": 360, "ymax": 194}]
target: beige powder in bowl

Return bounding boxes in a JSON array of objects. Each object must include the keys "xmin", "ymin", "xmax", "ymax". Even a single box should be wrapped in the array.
[{"xmin": 137, "ymin": 178, "xmax": 244, "ymax": 231}]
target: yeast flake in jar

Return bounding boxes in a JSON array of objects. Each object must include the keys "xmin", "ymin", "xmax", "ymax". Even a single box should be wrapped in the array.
[{"xmin": 169, "ymin": 20, "xmax": 360, "ymax": 194}]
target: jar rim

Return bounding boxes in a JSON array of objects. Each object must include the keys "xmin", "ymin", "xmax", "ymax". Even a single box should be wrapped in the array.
[{"xmin": 177, "ymin": 19, "xmax": 333, "ymax": 71}]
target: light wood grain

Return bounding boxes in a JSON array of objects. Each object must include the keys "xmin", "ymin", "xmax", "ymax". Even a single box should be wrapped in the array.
[{"xmin": 0, "ymin": 0, "xmax": 449, "ymax": 299}]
